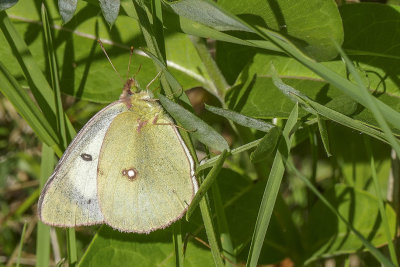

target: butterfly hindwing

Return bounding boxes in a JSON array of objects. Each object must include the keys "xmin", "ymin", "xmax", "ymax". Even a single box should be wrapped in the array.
[{"xmin": 97, "ymin": 96, "xmax": 197, "ymax": 233}]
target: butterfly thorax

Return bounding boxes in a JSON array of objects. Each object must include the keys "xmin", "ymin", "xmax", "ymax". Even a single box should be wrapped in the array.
[{"xmin": 125, "ymin": 91, "xmax": 165, "ymax": 125}]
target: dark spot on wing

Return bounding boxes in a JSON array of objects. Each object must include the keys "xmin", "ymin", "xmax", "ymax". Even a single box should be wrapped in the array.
[
  {"xmin": 81, "ymin": 153, "xmax": 93, "ymax": 161},
  {"xmin": 87, "ymin": 199, "xmax": 92, "ymax": 204}
]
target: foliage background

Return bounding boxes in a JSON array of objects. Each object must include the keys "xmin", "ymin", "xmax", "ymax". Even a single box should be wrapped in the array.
[{"xmin": 0, "ymin": 0, "xmax": 400, "ymax": 266}]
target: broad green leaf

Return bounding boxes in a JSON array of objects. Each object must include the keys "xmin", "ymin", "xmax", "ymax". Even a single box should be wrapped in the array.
[
  {"xmin": 1, "ymin": 0, "xmax": 210, "ymax": 103},
  {"xmin": 330, "ymin": 126, "xmax": 391, "ymax": 197},
  {"xmin": 304, "ymin": 184, "xmax": 397, "ymax": 262},
  {"xmin": 159, "ymin": 94, "xmax": 229, "ymax": 152},
  {"xmin": 58, "ymin": 0, "xmax": 77, "ymax": 23},
  {"xmin": 341, "ymin": 4, "xmax": 400, "ymax": 98},
  {"xmin": 217, "ymin": 0, "xmax": 343, "ymax": 61}
]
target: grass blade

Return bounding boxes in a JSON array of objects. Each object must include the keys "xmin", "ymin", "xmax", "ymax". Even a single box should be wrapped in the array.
[
  {"xmin": 211, "ymin": 182, "xmax": 236, "ymax": 266},
  {"xmin": 16, "ymin": 222, "xmax": 28, "ymax": 267},
  {"xmin": 198, "ymin": 172, "xmax": 224, "ymax": 267},
  {"xmin": 41, "ymin": 3, "xmax": 67, "ymax": 150},
  {"xmin": 173, "ymin": 221, "xmax": 184, "ymax": 267},
  {"xmin": 0, "ymin": 62, "xmax": 61, "ymax": 155},
  {"xmin": 36, "ymin": 144, "xmax": 54, "ymax": 267},
  {"xmin": 187, "ymin": 150, "xmax": 228, "ymax": 220},
  {"xmin": 246, "ymin": 104, "xmax": 298, "ymax": 267}
]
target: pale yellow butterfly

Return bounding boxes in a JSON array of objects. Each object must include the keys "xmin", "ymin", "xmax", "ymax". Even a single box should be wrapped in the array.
[{"xmin": 38, "ymin": 51, "xmax": 198, "ymax": 233}]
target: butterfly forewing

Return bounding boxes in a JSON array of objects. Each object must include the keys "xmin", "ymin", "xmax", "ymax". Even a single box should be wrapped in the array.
[{"xmin": 38, "ymin": 101, "xmax": 128, "ymax": 227}]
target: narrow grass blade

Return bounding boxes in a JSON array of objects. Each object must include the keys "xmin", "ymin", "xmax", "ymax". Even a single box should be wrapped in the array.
[
  {"xmin": 271, "ymin": 68, "xmax": 394, "ymax": 145},
  {"xmin": 159, "ymin": 95, "xmax": 229, "ymax": 152},
  {"xmin": 36, "ymin": 144, "xmax": 54, "ymax": 267},
  {"xmin": 173, "ymin": 221, "xmax": 184, "ymax": 267},
  {"xmin": 198, "ymin": 172, "xmax": 224, "ymax": 267},
  {"xmin": 0, "ymin": 12, "xmax": 57, "ymax": 123},
  {"xmin": 41, "ymin": 3, "xmax": 67, "ymax": 149},
  {"xmin": 364, "ymin": 137, "xmax": 399, "ymax": 265},
  {"xmin": 16, "ymin": 222, "xmax": 27, "ymax": 267},
  {"xmin": 198, "ymin": 138, "xmax": 263, "ymax": 172},
  {"xmin": 317, "ymin": 114, "xmax": 331, "ymax": 157},
  {"xmin": 285, "ymin": 160, "xmax": 396, "ymax": 267},
  {"xmin": 211, "ymin": 182, "xmax": 236, "ymax": 266},
  {"xmin": 187, "ymin": 150, "xmax": 228, "ymax": 220},
  {"xmin": 205, "ymin": 104, "xmax": 275, "ymax": 132},
  {"xmin": 0, "ymin": 62, "xmax": 62, "ymax": 155},
  {"xmin": 67, "ymin": 228, "xmax": 77, "ymax": 267},
  {"xmin": 190, "ymin": 36, "xmax": 227, "ymax": 100},
  {"xmin": 246, "ymin": 104, "xmax": 298, "ymax": 267}
]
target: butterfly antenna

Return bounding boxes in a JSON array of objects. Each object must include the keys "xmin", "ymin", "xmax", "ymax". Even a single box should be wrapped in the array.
[
  {"xmin": 133, "ymin": 64, "xmax": 142, "ymax": 79},
  {"xmin": 145, "ymin": 71, "xmax": 163, "ymax": 92},
  {"xmin": 126, "ymin": 46, "xmax": 134, "ymax": 79},
  {"xmin": 98, "ymin": 39, "xmax": 124, "ymax": 83}
]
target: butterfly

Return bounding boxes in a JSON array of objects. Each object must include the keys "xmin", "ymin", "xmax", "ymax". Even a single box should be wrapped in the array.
[{"xmin": 38, "ymin": 74, "xmax": 198, "ymax": 233}]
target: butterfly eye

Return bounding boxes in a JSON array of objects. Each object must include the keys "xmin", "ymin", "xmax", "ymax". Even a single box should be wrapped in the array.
[{"xmin": 80, "ymin": 153, "xmax": 93, "ymax": 161}]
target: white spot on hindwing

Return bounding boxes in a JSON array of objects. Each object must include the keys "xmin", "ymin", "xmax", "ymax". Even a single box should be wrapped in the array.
[{"xmin": 122, "ymin": 167, "xmax": 138, "ymax": 181}]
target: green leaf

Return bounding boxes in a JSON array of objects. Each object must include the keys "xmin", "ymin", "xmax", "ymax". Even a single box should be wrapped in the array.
[
  {"xmin": 304, "ymin": 184, "xmax": 397, "ymax": 263},
  {"xmin": 250, "ymin": 127, "xmax": 281, "ymax": 163},
  {"xmin": 2, "ymin": 1, "xmax": 210, "ymax": 103},
  {"xmin": 99, "ymin": 0, "xmax": 120, "ymax": 25},
  {"xmin": 159, "ymin": 94, "xmax": 230, "ymax": 152},
  {"xmin": 58, "ymin": 0, "xmax": 77, "ymax": 23},
  {"xmin": 316, "ymin": 114, "xmax": 331, "ymax": 157},
  {"xmin": 205, "ymin": 104, "xmax": 275, "ymax": 132},
  {"xmin": 0, "ymin": 0, "xmax": 18, "ymax": 11},
  {"xmin": 164, "ymin": 0, "xmax": 250, "ymax": 32},
  {"xmin": 217, "ymin": 0, "xmax": 343, "ymax": 61}
]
